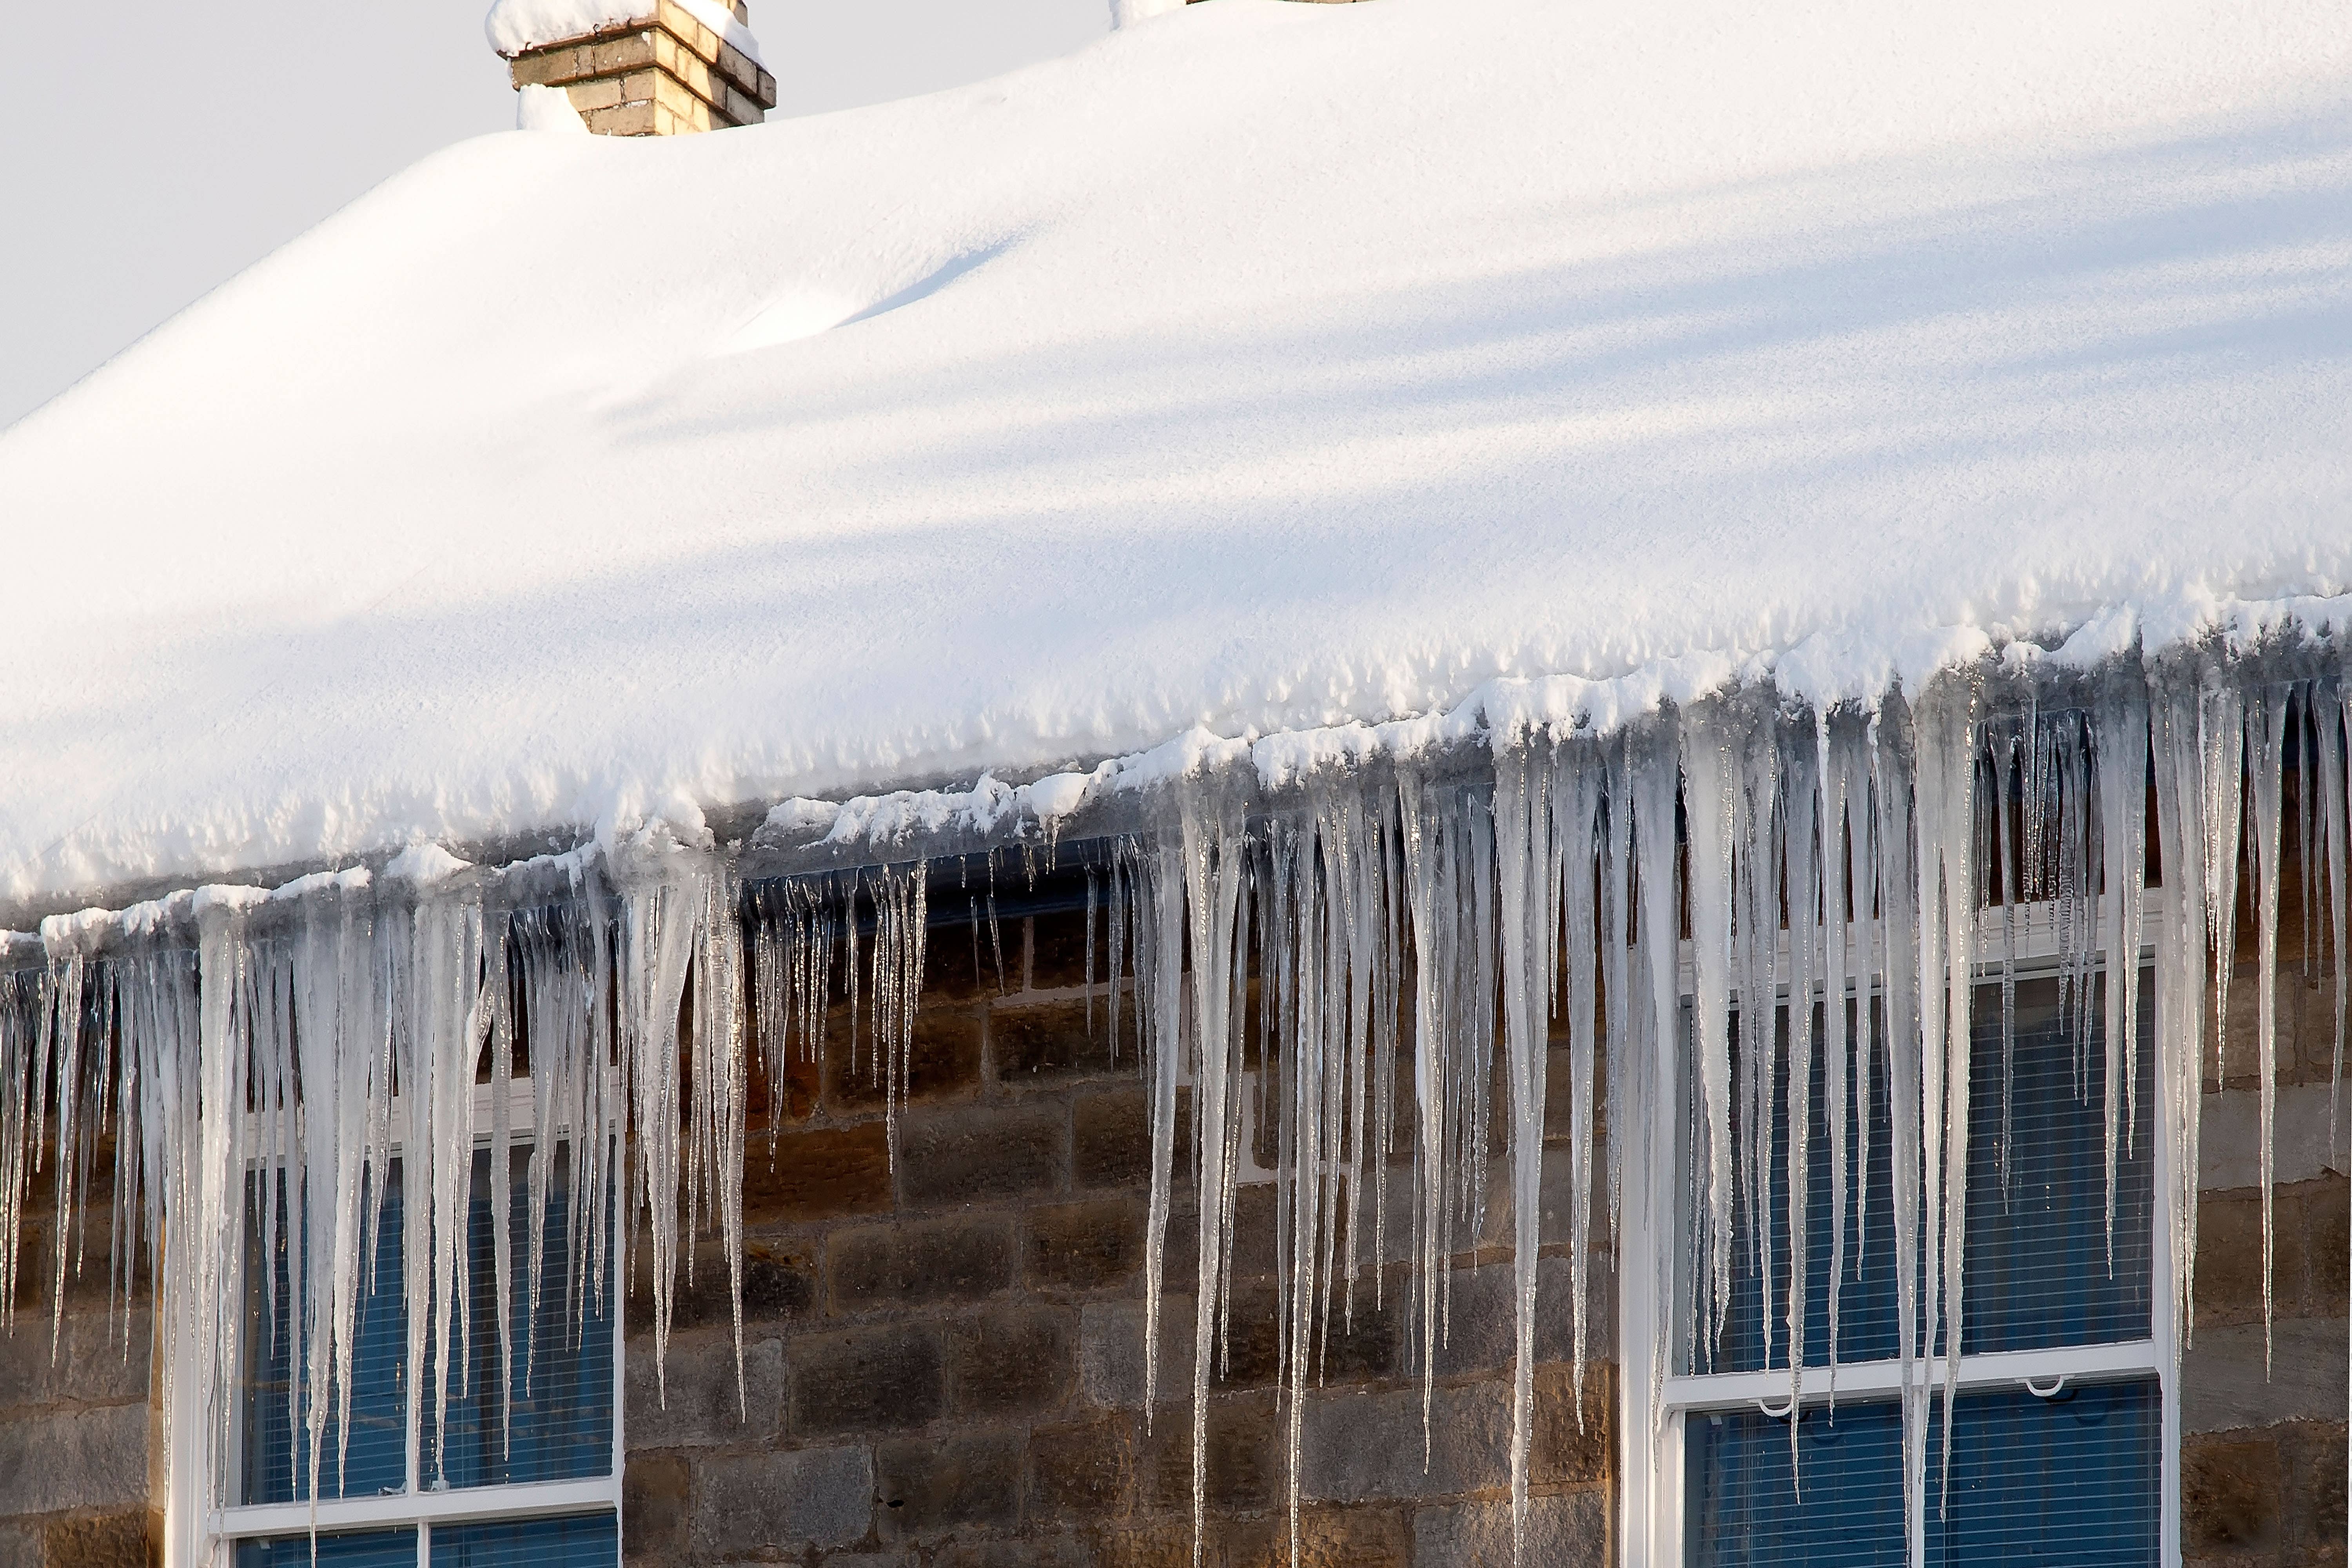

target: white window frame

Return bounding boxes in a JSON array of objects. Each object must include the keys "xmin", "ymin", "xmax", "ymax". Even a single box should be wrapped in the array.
[
  {"xmin": 197, "ymin": 1077, "xmax": 627, "ymax": 1567},
  {"xmin": 1619, "ymin": 899, "xmax": 2182, "ymax": 1568}
]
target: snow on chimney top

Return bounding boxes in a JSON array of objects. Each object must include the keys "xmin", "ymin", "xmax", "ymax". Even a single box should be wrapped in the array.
[{"xmin": 491, "ymin": 0, "xmax": 777, "ymax": 136}]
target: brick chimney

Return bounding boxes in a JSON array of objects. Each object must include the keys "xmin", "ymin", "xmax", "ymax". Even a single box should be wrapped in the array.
[{"xmin": 497, "ymin": 0, "xmax": 779, "ymax": 136}]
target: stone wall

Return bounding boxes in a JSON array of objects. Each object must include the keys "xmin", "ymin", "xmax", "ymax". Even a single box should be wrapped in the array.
[
  {"xmin": 2184, "ymin": 938, "xmax": 2351, "ymax": 1567},
  {"xmin": 0, "ymin": 913, "xmax": 2343, "ymax": 1566},
  {"xmin": 0, "ymin": 1185, "xmax": 156, "ymax": 1568},
  {"xmin": 622, "ymin": 906, "xmax": 1618, "ymax": 1566}
]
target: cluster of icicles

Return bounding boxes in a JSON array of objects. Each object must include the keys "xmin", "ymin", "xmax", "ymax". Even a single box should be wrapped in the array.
[{"xmin": 0, "ymin": 645, "xmax": 2343, "ymax": 1568}]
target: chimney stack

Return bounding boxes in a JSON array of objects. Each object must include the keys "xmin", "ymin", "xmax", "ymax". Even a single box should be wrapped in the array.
[{"xmin": 493, "ymin": 0, "xmax": 778, "ymax": 136}]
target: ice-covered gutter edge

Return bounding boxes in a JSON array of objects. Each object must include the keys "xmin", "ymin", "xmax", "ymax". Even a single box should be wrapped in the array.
[{"xmin": 6, "ymin": 587, "xmax": 2348, "ymax": 952}]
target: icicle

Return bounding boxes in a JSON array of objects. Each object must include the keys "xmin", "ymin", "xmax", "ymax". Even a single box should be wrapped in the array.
[
  {"xmin": 1863, "ymin": 701, "xmax": 1928, "ymax": 1568},
  {"xmin": 2250, "ymin": 686, "xmax": 2291, "ymax": 1368},
  {"xmin": 694, "ymin": 859, "xmax": 753, "ymax": 1415},
  {"xmin": 1680, "ymin": 707, "xmax": 1739, "ymax": 1356},
  {"xmin": 610, "ymin": 831, "xmax": 713, "ymax": 1408},
  {"xmin": 1173, "ymin": 784, "xmax": 1247, "ymax": 1568},
  {"xmin": 1820, "ymin": 711, "xmax": 1870, "ymax": 1408},
  {"xmin": 2151, "ymin": 675, "xmax": 2210, "ymax": 1394},
  {"xmin": 1492, "ymin": 740, "xmax": 1555, "ymax": 1566},
  {"xmin": 1780, "ymin": 726, "xmax": 1821, "ymax": 1475},
  {"xmin": 2096, "ymin": 674, "xmax": 2151, "ymax": 1265},
  {"xmin": 2318, "ymin": 685, "xmax": 2348, "ymax": 1150},
  {"xmin": 1137, "ymin": 837, "xmax": 1183, "ymax": 1419},
  {"xmin": 1916, "ymin": 674, "xmax": 1980, "ymax": 1503}
]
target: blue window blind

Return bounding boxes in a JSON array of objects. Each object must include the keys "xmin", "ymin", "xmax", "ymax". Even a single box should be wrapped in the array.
[
  {"xmin": 240, "ymin": 1169, "xmax": 409, "ymax": 1505},
  {"xmin": 1708, "ymin": 973, "xmax": 2154, "ymax": 1374},
  {"xmin": 423, "ymin": 1148, "xmax": 616, "ymax": 1488},
  {"xmin": 1686, "ymin": 1379, "xmax": 2161, "ymax": 1567},
  {"xmin": 241, "ymin": 1145, "xmax": 614, "ymax": 1503},
  {"xmin": 234, "ymin": 1528, "xmax": 418, "ymax": 1568},
  {"xmin": 431, "ymin": 1513, "xmax": 619, "ymax": 1568}
]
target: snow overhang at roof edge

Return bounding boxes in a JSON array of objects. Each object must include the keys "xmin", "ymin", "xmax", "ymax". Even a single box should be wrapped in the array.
[{"xmin": 9, "ymin": 590, "xmax": 2350, "ymax": 943}]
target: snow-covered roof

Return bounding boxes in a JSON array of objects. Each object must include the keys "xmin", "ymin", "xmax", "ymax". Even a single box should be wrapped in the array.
[{"xmin": 1, "ymin": 0, "xmax": 2348, "ymax": 913}]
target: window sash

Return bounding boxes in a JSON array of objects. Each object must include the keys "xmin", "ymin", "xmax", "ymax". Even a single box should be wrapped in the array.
[{"xmin": 1621, "ymin": 900, "xmax": 2184, "ymax": 1568}]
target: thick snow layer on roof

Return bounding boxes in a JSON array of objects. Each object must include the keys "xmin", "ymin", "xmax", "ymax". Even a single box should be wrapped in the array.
[{"xmin": 1, "ymin": 0, "xmax": 2349, "ymax": 909}]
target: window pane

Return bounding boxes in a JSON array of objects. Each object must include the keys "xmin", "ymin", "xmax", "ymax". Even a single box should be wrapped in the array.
[
  {"xmin": 234, "ymin": 1527, "xmax": 417, "ymax": 1568},
  {"xmin": 241, "ymin": 1167, "xmax": 409, "ymax": 1505},
  {"xmin": 430, "ymin": 1513, "xmax": 618, "ymax": 1568},
  {"xmin": 423, "ymin": 1145, "xmax": 615, "ymax": 1488},
  {"xmin": 1686, "ymin": 1378, "xmax": 2160, "ymax": 1567},
  {"xmin": 1704, "ymin": 973, "xmax": 2153, "ymax": 1374},
  {"xmin": 243, "ymin": 1142, "xmax": 613, "ymax": 1501}
]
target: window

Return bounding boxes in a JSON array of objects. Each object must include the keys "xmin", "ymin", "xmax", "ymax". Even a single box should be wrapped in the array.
[
  {"xmin": 1622, "ymin": 943, "xmax": 2179, "ymax": 1568},
  {"xmin": 218, "ymin": 1096, "xmax": 621, "ymax": 1568}
]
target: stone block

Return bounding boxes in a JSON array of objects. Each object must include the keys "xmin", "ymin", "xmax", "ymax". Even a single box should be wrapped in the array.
[
  {"xmin": 1532, "ymin": 1363, "xmax": 1614, "ymax": 1486},
  {"xmin": 897, "ymin": 1102, "xmax": 1067, "ymax": 1208},
  {"xmin": 927, "ymin": 920, "xmax": 996, "ymax": 1002},
  {"xmin": 510, "ymin": 51, "xmax": 579, "ymax": 88},
  {"xmin": 876, "ymin": 1430, "xmax": 1023, "ymax": 1539},
  {"xmin": 1031, "ymin": 1415, "xmax": 1141, "ymax": 1522},
  {"xmin": 693, "ymin": 1444, "xmax": 874, "ymax": 1555},
  {"xmin": 628, "ymin": 1238, "xmax": 815, "ymax": 1334},
  {"xmin": 1079, "ymin": 1298, "xmax": 1191, "ymax": 1409},
  {"xmin": 929, "ymin": 1539, "xmax": 1090, "ymax": 1568},
  {"xmin": 41, "ymin": 1511, "xmax": 147, "ymax": 1568},
  {"xmin": 588, "ymin": 33, "xmax": 659, "ymax": 75},
  {"xmin": 665, "ymin": 47, "xmax": 716, "ymax": 105},
  {"xmin": 1030, "ymin": 911, "xmax": 1096, "ymax": 991},
  {"xmin": 950, "ymin": 1305, "xmax": 1076, "ymax": 1419},
  {"xmin": 1241, "ymin": 1506, "xmax": 1412, "ymax": 1568},
  {"xmin": 584, "ymin": 101, "xmax": 658, "ymax": 136},
  {"xmin": 2182, "ymin": 1317, "xmax": 2348, "ymax": 1432},
  {"xmin": 1082, "ymin": 1520, "xmax": 1190, "ymax": 1568},
  {"xmin": 0, "ymin": 1308, "xmax": 150, "ymax": 1411},
  {"xmin": 711, "ymin": 39, "xmax": 757, "ymax": 96},
  {"xmin": 1141, "ymin": 1391, "xmax": 1277, "ymax": 1514},
  {"xmin": 2200, "ymin": 1083, "xmax": 2349, "ymax": 1191},
  {"xmin": 1300, "ymin": 1380, "xmax": 1508, "ymax": 1502},
  {"xmin": 995, "ymin": 1001, "xmax": 1122, "ymax": 1086},
  {"xmin": 744, "ymin": 1122, "xmax": 892, "ymax": 1223},
  {"xmin": 1223, "ymin": 1180, "xmax": 1282, "ymax": 1279},
  {"xmin": 830, "ymin": 1216, "xmax": 1014, "ymax": 1311},
  {"xmin": 827, "ymin": 1013, "xmax": 983, "ymax": 1111},
  {"xmin": 624, "ymin": 1453, "xmax": 689, "ymax": 1561},
  {"xmin": 1204, "ymin": 1274, "xmax": 1390, "ymax": 1390},
  {"xmin": 749, "ymin": 1027, "xmax": 820, "ymax": 1127},
  {"xmin": 626, "ymin": 1330, "xmax": 782, "ymax": 1448},
  {"xmin": 1027, "ymin": 1199, "xmax": 1146, "ymax": 1292},
  {"xmin": 0, "ymin": 1403, "xmax": 149, "ymax": 1515},
  {"xmin": 2193, "ymin": 1187, "xmax": 2305, "ymax": 1328},
  {"xmin": 1413, "ymin": 1491, "xmax": 1609, "ymax": 1567},
  {"xmin": 1430, "ymin": 1256, "xmax": 1609, "ymax": 1377},
  {"xmin": 1075, "ymin": 1086, "xmax": 1154, "ymax": 1191},
  {"xmin": 790, "ymin": 1323, "xmax": 944, "ymax": 1435},
  {"xmin": 662, "ymin": 2, "xmax": 720, "ymax": 64},
  {"xmin": 0, "ymin": 1524, "xmax": 36, "ymax": 1568},
  {"xmin": 2185, "ymin": 1432, "xmax": 2283, "ymax": 1555},
  {"xmin": 567, "ymin": 75, "xmax": 625, "ymax": 113},
  {"xmin": 2303, "ymin": 1176, "xmax": 2349, "ymax": 1316}
]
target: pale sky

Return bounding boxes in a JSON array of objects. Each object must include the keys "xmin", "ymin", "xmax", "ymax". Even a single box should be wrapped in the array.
[{"xmin": 0, "ymin": 0, "xmax": 1107, "ymax": 432}]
